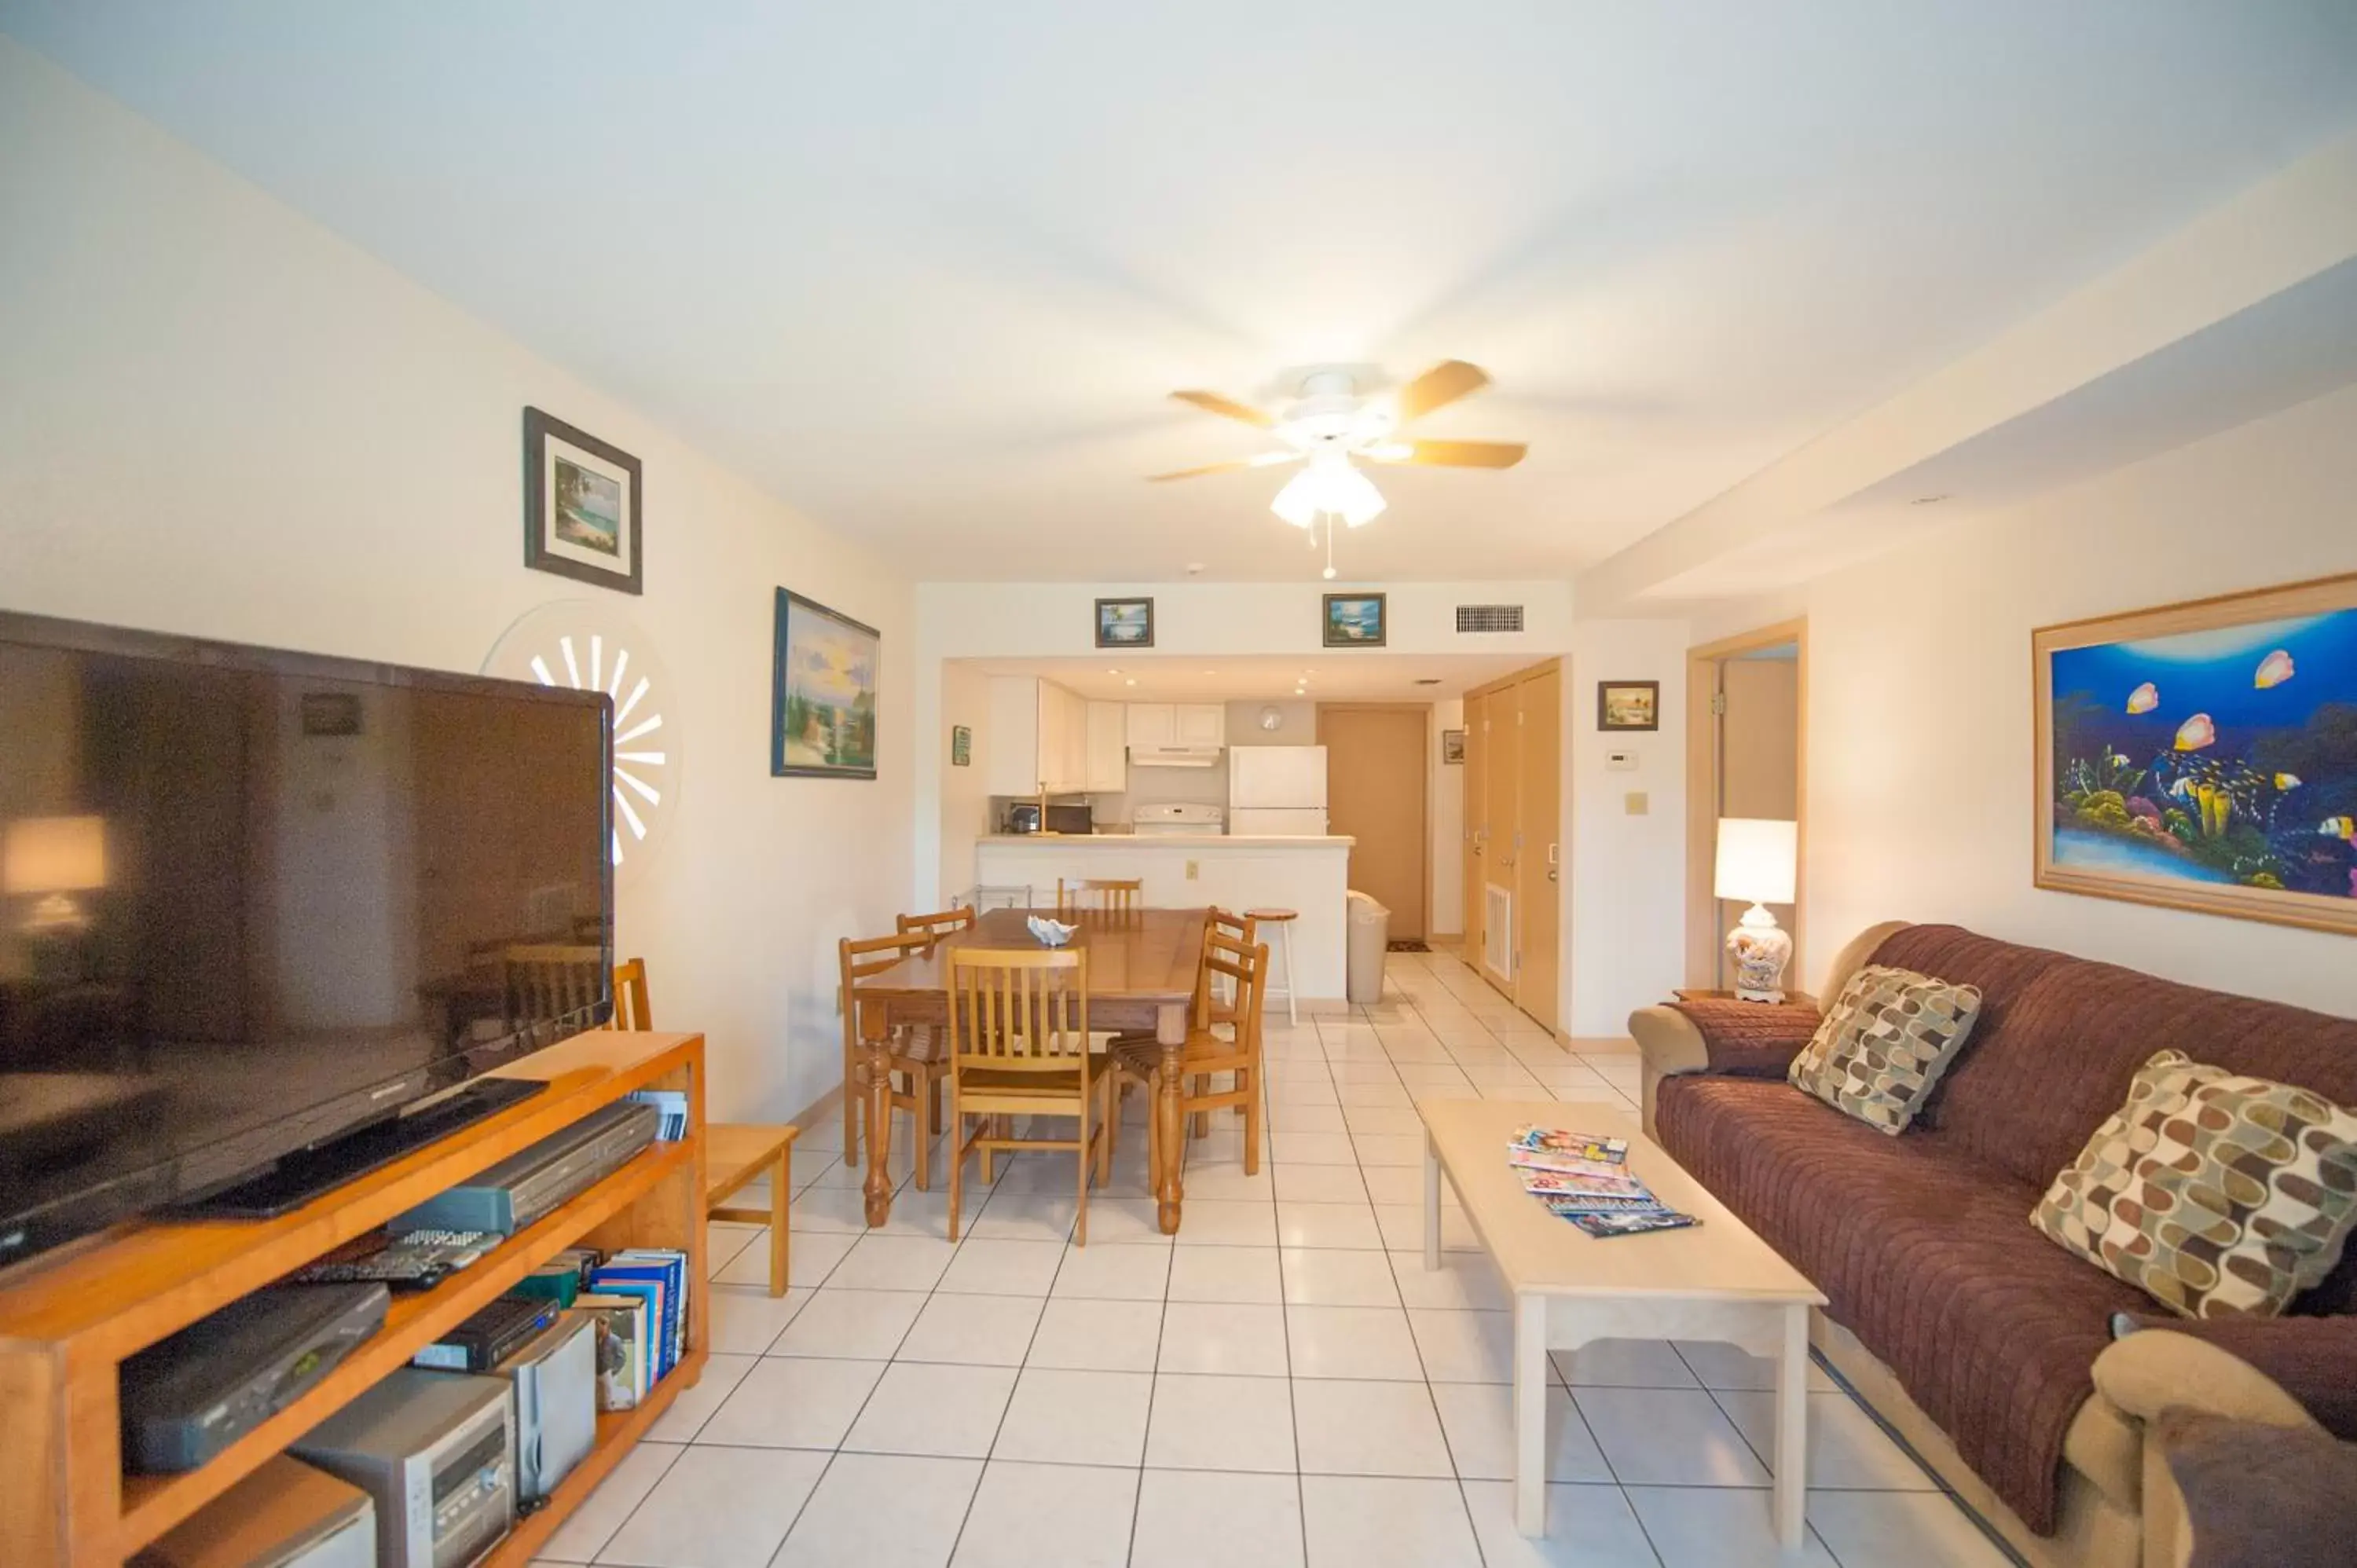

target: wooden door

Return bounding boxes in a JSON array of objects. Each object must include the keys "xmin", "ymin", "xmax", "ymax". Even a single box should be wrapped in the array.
[
  {"xmin": 1514, "ymin": 665, "xmax": 1562, "ymax": 1029},
  {"xmin": 1716, "ymin": 656, "xmax": 1800, "ymax": 984},
  {"xmin": 1482, "ymin": 682, "xmax": 1522, "ymax": 989},
  {"xmin": 1319, "ymin": 706, "xmax": 1428, "ymax": 940},
  {"xmin": 1462, "ymin": 690, "xmax": 1488, "ymax": 965}
]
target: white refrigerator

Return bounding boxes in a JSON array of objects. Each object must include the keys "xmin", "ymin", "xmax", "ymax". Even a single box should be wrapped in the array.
[{"xmin": 1228, "ymin": 746, "xmax": 1329, "ymax": 836}]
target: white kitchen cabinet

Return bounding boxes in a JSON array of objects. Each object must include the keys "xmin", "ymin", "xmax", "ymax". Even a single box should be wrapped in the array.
[
  {"xmin": 1174, "ymin": 703, "xmax": 1226, "ymax": 746},
  {"xmin": 1084, "ymin": 701, "xmax": 1127, "ymax": 792},
  {"xmin": 987, "ymin": 676, "xmax": 1089, "ymax": 795},
  {"xmin": 1125, "ymin": 703, "xmax": 1174, "ymax": 749}
]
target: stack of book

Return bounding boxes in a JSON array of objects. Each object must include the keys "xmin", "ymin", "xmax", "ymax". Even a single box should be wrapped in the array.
[{"xmin": 1508, "ymin": 1126, "xmax": 1699, "ymax": 1238}]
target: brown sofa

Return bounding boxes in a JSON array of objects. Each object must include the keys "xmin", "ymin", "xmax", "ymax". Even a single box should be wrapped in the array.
[{"xmin": 1629, "ymin": 922, "xmax": 2357, "ymax": 1568}]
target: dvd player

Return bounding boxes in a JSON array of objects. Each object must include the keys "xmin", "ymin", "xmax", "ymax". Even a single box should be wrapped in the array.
[
  {"xmin": 390, "ymin": 1100, "xmax": 659, "ymax": 1236},
  {"xmin": 122, "ymin": 1284, "xmax": 391, "ymax": 1473}
]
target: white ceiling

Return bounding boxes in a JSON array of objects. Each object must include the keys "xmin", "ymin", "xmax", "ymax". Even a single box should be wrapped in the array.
[
  {"xmin": 6, "ymin": 2, "xmax": 2354, "ymax": 583},
  {"xmin": 962, "ymin": 654, "xmax": 1530, "ymax": 704}
]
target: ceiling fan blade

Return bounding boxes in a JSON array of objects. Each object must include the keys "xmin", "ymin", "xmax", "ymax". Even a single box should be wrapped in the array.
[
  {"xmin": 1170, "ymin": 389, "xmax": 1278, "ymax": 428},
  {"xmin": 1371, "ymin": 438, "xmax": 1527, "ymax": 469},
  {"xmin": 1391, "ymin": 360, "xmax": 1491, "ymax": 423},
  {"xmin": 1146, "ymin": 451, "xmax": 1304, "ymax": 482}
]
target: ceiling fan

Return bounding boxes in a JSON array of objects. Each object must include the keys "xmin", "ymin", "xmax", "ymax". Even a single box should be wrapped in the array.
[{"xmin": 1147, "ymin": 360, "xmax": 1527, "ymax": 532}]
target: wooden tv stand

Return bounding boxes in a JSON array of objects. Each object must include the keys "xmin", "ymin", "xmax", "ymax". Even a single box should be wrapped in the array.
[{"xmin": 0, "ymin": 1029, "xmax": 708, "ymax": 1568}]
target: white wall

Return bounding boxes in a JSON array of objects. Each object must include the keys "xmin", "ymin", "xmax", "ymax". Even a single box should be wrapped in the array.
[
  {"xmin": 1566, "ymin": 620, "xmax": 1692, "ymax": 1035},
  {"xmin": 936, "ymin": 661, "xmax": 992, "ymax": 903},
  {"xmin": 0, "ymin": 41, "xmax": 915, "ymax": 1119},
  {"xmin": 1684, "ymin": 383, "xmax": 2357, "ymax": 1018},
  {"xmin": 1430, "ymin": 697, "xmax": 1465, "ymax": 936}
]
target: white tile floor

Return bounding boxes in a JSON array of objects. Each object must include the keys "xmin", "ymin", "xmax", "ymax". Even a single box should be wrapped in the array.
[{"xmin": 540, "ymin": 950, "xmax": 2020, "ymax": 1568}]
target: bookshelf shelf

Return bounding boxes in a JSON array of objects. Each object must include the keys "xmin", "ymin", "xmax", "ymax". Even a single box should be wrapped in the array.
[{"xmin": 0, "ymin": 1030, "xmax": 709, "ymax": 1568}]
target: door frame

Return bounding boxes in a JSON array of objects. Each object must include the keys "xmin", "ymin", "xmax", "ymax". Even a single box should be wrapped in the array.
[
  {"xmin": 1314, "ymin": 702, "xmax": 1434, "ymax": 942},
  {"xmin": 1684, "ymin": 620, "xmax": 1809, "ymax": 991}
]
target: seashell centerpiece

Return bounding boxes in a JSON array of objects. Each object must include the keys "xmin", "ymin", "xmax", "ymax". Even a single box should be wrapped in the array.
[{"xmin": 1026, "ymin": 914, "xmax": 1078, "ymax": 947}]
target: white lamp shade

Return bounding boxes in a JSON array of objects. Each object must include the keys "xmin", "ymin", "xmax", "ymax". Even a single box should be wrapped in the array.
[
  {"xmin": 1714, "ymin": 818, "xmax": 1796, "ymax": 905},
  {"xmin": 4, "ymin": 815, "xmax": 108, "ymax": 895},
  {"xmin": 1270, "ymin": 455, "xmax": 1387, "ymax": 530}
]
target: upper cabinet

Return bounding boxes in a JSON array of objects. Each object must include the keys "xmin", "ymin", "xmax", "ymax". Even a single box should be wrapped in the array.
[
  {"xmin": 1083, "ymin": 702, "xmax": 1127, "ymax": 793},
  {"xmin": 1124, "ymin": 702, "xmax": 1226, "ymax": 752},
  {"xmin": 986, "ymin": 676, "xmax": 1089, "ymax": 795},
  {"xmin": 1174, "ymin": 704, "xmax": 1226, "ymax": 746}
]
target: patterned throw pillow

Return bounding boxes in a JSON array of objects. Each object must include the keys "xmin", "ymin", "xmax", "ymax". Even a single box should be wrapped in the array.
[
  {"xmin": 1785, "ymin": 964, "xmax": 1983, "ymax": 1135},
  {"xmin": 2032, "ymin": 1050, "xmax": 2357, "ymax": 1319}
]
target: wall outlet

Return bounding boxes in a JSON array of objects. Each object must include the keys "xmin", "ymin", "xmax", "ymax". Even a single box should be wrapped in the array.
[
  {"xmin": 1625, "ymin": 791, "xmax": 1650, "ymax": 815},
  {"xmin": 1606, "ymin": 749, "xmax": 1640, "ymax": 772},
  {"xmin": 1186, "ymin": 859, "xmax": 1198, "ymax": 880}
]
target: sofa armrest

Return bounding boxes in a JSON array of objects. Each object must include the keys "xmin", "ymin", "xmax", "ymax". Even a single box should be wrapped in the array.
[
  {"xmin": 2091, "ymin": 1329, "xmax": 2323, "ymax": 1434},
  {"xmin": 1629, "ymin": 1005, "xmax": 1710, "ymax": 1078},
  {"xmin": 2108, "ymin": 1313, "xmax": 2357, "ymax": 1439}
]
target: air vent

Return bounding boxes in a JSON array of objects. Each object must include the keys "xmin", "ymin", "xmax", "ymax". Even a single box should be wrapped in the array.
[{"xmin": 1456, "ymin": 604, "xmax": 1524, "ymax": 634}]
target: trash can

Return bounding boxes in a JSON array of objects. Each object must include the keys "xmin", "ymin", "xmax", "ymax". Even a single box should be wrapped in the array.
[{"xmin": 1346, "ymin": 890, "xmax": 1391, "ymax": 1003}]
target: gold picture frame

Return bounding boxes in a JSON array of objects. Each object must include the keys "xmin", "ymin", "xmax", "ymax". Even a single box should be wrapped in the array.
[{"xmin": 2033, "ymin": 573, "xmax": 2357, "ymax": 936}]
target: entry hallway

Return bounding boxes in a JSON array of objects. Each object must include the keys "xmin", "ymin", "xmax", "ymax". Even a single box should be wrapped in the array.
[{"xmin": 534, "ymin": 952, "xmax": 2015, "ymax": 1568}]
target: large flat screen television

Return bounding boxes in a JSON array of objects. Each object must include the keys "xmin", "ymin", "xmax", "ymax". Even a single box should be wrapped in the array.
[{"xmin": 0, "ymin": 611, "xmax": 614, "ymax": 1269}]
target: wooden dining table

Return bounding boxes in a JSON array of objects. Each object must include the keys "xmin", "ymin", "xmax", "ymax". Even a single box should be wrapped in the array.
[{"xmin": 849, "ymin": 905, "xmax": 1206, "ymax": 1233}]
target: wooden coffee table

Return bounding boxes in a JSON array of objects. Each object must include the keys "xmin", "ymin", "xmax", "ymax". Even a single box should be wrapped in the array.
[{"xmin": 1419, "ymin": 1097, "xmax": 1827, "ymax": 1544}]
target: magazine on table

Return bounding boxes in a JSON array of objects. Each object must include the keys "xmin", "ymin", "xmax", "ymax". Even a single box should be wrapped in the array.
[
  {"xmin": 1568, "ymin": 1208, "xmax": 1703, "ymax": 1239},
  {"xmin": 1516, "ymin": 1165, "xmax": 1653, "ymax": 1200},
  {"xmin": 1506, "ymin": 1126, "xmax": 1629, "ymax": 1169},
  {"xmin": 1508, "ymin": 1125, "xmax": 1698, "ymax": 1235}
]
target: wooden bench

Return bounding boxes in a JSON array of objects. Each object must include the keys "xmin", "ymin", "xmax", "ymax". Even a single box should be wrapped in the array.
[{"xmin": 706, "ymin": 1123, "xmax": 797, "ymax": 1296}]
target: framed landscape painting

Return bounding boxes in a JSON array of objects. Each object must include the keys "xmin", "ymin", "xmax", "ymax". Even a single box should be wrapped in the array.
[
  {"xmin": 524, "ymin": 407, "xmax": 643, "ymax": 595},
  {"xmin": 1323, "ymin": 592, "xmax": 1387, "ymax": 647},
  {"xmin": 2034, "ymin": 573, "xmax": 2357, "ymax": 936},
  {"xmin": 772, "ymin": 588, "xmax": 879, "ymax": 779},
  {"xmin": 1096, "ymin": 597, "xmax": 1154, "ymax": 649}
]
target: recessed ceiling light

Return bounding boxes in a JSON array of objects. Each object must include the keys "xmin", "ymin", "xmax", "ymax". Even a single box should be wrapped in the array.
[
  {"xmin": 1125, "ymin": 678, "xmax": 1137, "ymax": 687},
  {"xmin": 1186, "ymin": 562, "xmax": 1206, "ymax": 575},
  {"xmin": 1910, "ymin": 494, "xmax": 1950, "ymax": 506},
  {"xmin": 1413, "ymin": 678, "xmax": 1442, "ymax": 686}
]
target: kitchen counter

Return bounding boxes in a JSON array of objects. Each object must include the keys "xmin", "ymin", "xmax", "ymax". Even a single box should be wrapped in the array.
[
  {"xmin": 979, "ymin": 833, "xmax": 1354, "ymax": 848},
  {"xmin": 973, "ymin": 834, "xmax": 1354, "ymax": 1002}
]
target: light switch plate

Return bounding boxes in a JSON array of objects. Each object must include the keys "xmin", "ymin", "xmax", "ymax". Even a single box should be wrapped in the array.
[
  {"xmin": 1625, "ymin": 791, "xmax": 1650, "ymax": 815},
  {"xmin": 1606, "ymin": 749, "xmax": 1640, "ymax": 772}
]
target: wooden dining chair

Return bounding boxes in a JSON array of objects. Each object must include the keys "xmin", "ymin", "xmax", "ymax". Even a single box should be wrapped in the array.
[
  {"xmin": 612, "ymin": 958, "xmax": 652, "ymax": 1029},
  {"xmin": 944, "ymin": 947, "xmax": 1113, "ymax": 1244},
  {"xmin": 838, "ymin": 932, "xmax": 952, "ymax": 1189},
  {"xmin": 610, "ymin": 960, "xmax": 800, "ymax": 1296},
  {"xmin": 896, "ymin": 905, "xmax": 977, "ymax": 951},
  {"xmin": 1055, "ymin": 877, "xmax": 1142, "ymax": 918},
  {"xmin": 503, "ymin": 943, "xmax": 606, "ymax": 1033},
  {"xmin": 1109, "ymin": 929, "xmax": 1268, "ymax": 1178}
]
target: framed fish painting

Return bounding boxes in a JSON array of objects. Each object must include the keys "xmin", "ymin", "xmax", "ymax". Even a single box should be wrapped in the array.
[{"xmin": 2033, "ymin": 573, "xmax": 2357, "ymax": 936}]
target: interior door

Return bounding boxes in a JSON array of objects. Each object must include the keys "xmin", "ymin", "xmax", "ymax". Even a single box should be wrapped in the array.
[
  {"xmin": 1716, "ymin": 655, "xmax": 1800, "ymax": 984},
  {"xmin": 1515, "ymin": 665, "xmax": 1562, "ymax": 1031},
  {"xmin": 1318, "ymin": 707, "xmax": 1428, "ymax": 940},
  {"xmin": 1462, "ymin": 690, "xmax": 1487, "ymax": 965},
  {"xmin": 1483, "ymin": 683, "xmax": 1522, "ymax": 990}
]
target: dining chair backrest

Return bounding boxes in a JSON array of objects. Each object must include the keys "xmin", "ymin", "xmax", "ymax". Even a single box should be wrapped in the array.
[
  {"xmin": 613, "ymin": 958, "xmax": 653, "ymax": 1030},
  {"xmin": 838, "ymin": 929, "xmax": 926, "ymax": 1048},
  {"xmin": 1193, "ymin": 908, "xmax": 1259, "ymax": 1025},
  {"xmin": 897, "ymin": 906, "xmax": 977, "ymax": 951},
  {"xmin": 1056, "ymin": 877, "xmax": 1142, "ymax": 919},
  {"xmin": 1202, "ymin": 929, "xmax": 1268, "ymax": 1051},
  {"xmin": 948, "ymin": 947, "xmax": 1091, "ymax": 1072},
  {"xmin": 504, "ymin": 943, "xmax": 606, "ymax": 1031}
]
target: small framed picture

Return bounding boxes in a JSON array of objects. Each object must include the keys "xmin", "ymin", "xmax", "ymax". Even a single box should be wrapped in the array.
[
  {"xmin": 1441, "ymin": 728, "xmax": 1466, "ymax": 764},
  {"xmin": 523, "ymin": 407, "xmax": 643, "ymax": 595},
  {"xmin": 1096, "ymin": 597, "xmax": 1154, "ymax": 649},
  {"xmin": 300, "ymin": 692, "xmax": 364, "ymax": 738},
  {"xmin": 1323, "ymin": 592, "xmax": 1387, "ymax": 648},
  {"xmin": 1597, "ymin": 680, "xmax": 1660, "ymax": 731},
  {"xmin": 951, "ymin": 724, "xmax": 973, "ymax": 768}
]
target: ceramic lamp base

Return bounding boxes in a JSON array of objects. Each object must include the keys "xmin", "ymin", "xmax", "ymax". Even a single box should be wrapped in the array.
[{"xmin": 1725, "ymin": 903, "xmax": 1793, "ymax": 1004}]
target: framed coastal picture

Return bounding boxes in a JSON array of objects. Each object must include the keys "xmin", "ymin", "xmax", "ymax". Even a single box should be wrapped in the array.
[
  {"xmin": 1323, "ymin": 592, "xmax": 1387, "ymax": 647},
  {"xmin": 2034, "ymin": 573, "xmax": 2357, "ymax": 936},
  {"xmin": 1441, "ymin": 728, "xmax": 1466, "ymax": 764},
  {"xmin": 523, "ymin": 407, "xmax": 643, "ymax": 595},
  {"xmin": 1096, "ymin": 597, "xmax": 1154, "ymax": 649},
  {"xmin": 951, "ymin": 724, "xmax": 972, "ymax": 767},
  {"xmin": 772, "ymin": 588, "xmax": 879, "ymax": 779},
  {"xmin": 1597, "ymin": 680, "xmax": 1660, "ymax": 731}
]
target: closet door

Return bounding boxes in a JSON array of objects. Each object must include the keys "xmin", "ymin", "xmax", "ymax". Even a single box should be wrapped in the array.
[
  {"xmin": 1462, "ymin": 689, "xmax": 1489, "ymax": 967},
  {"xmin": 1481, "ymin": 681, "xmax": 1522, "ymax": 990},
  {"xmin": 1514, "ymin": 665, "xmax": 1562, "ymax": 1030}
]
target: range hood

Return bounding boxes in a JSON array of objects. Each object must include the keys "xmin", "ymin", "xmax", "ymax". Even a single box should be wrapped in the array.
[{"xmin": 1130, "ymin": 744, "xmax": 1223, "ymax": 768}]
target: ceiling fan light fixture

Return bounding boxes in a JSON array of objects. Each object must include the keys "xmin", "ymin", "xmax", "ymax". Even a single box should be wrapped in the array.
[
  {"xmin": 1270, "ymin": 466, "xmax": 1322, "ymax": 529},
  {"xmin": 1272, "ymin": 453, "xmax": 1386, "ymax": 531}
]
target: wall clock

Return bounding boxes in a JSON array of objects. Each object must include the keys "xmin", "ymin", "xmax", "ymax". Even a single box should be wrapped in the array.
[{"xmin": 486, "ymin": 600, "xmax": 681, "ymax": 886}]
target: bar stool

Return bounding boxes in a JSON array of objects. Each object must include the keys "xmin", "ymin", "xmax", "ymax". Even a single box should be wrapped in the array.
[{"xmin": 1244, "ymin": 907, "xmax": 1299, "ymax": 1024}]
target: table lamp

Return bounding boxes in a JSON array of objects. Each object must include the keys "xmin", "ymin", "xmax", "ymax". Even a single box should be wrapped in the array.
[
  {"xmin": 1714, "ymin": 817, "xmax": 1797, "ymax": 1002},
  {"xmin": 5, "ymin": 815, "xmax": 108, "ymax": 932}
]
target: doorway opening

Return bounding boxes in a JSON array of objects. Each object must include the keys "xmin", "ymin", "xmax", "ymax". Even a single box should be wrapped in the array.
[{"xmin": 1684, "ymin": 621, "xmax": 1807, "ymax": 994}]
